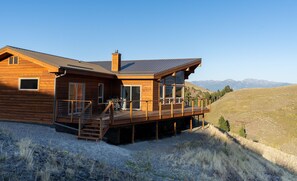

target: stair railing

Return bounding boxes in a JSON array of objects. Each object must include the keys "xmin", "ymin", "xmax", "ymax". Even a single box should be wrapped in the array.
[
  {"xmin": 98, "ymin": 101, "xmax": 114, "ymax": 139},
  {"xmin": 78, "ymin": 101, "xmax": 93, "ymax": 136}
]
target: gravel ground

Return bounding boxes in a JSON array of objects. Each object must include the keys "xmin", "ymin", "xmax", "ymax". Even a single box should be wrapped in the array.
[
  {"xmin": 0, "ymin": 121, "xmax": 131, "ymax": 169},
  {"xmin": 1, "ymin": 121, "xmax": 296, "ymax": 181}
]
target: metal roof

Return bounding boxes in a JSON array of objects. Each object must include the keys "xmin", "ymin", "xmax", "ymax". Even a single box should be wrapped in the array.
[
  {"xmin": 91, "ymin": 58, "xmax": 201, "ymax": 75},
  {"xmin": 1, "ymin": 46, "xmax": 201, "ymax": 77},
  {"xmin": 2, "ymin": 46, "xmax": 113, "ymax": 75}
]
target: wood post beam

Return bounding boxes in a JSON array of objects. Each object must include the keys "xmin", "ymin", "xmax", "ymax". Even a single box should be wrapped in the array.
[
  {"xmin": 190, "ymin": 117, "xmax": 193, "ymax": 132},
  {"xmin": 156, "ymin": 122, "xmax": 159, "ymax": 140},
  {"xmin": 132, "ymin": 125, "xmax": 135, "ymax": 143},
  {"xmin": 174, "ymin": 121, "xmax": 177, "ymax": 136}
]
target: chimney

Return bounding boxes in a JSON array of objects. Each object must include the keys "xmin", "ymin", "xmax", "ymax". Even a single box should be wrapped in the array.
[{"xmin": 111, "ymin": 50, "xmax": 121, "ymax": 72}]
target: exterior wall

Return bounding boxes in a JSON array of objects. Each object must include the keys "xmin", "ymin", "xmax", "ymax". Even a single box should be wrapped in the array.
[
  {"xmin": 0, "ymin": 57, "xmax": 55, "ymax": 124},
  {"xmin": 56, "ymin": 74, "xmax": 116, "ymax": 113}
]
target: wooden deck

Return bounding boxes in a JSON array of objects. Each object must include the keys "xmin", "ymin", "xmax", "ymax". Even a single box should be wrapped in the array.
[{"xmin": 99, "ymin": 107, "xmax": 209, "ymax": 127}]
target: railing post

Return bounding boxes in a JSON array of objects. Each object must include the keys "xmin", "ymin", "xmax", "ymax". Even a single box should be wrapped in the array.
[
  {"xmin": 171, "ymin": 101, "xmax": 174, "ymax": 118},
  {"xmin": 159, "ymin": 101, "xmax": 162, "ymax": 119},
  {"xmin": 71, "ymin": 100, "xmax": 74, "ymax": 123},
  {"xmin": 146, "ymin": 101, "xmax": 148, "ymax": 120},
  {"xmin": 100, "ymin": 117, "xmax": 103, "ymax": 139},
  {"xmin": 192, "ymin": 99, "xmax": 194, "ymax": 115},
  {"xmin": 130, "ymin": 101, "xmax": 133, "ymax": 122},
  {"xmin": 182, "ymin": 100, "xmax": 184, "ymax": 116},
  {"xmin": 89, "ymin": 101, "xmax": 93, "ymax": 118},
  {"xmin": 111, "ymin": 102, "xmax": 114, "ymax": 125}
]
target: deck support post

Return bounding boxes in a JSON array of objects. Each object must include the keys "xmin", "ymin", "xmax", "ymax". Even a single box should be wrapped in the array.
[
  {"xmin": 190, "ymin": 117, "xmax": 193, "ymax": 132},
  {"xmin": 202, "ymin": 114, "xmax": 205, "ymax": 129},
  {"xmin": 156, "ymin": 121, "xmax": 159, "ymax": 140},
  {"xmin": 132, "ymin": 125, "xmax": 135, "ymax": 143},
  {"xmin": 130, "ymin": 101, "xmax": 133, "ymax": 123},
  {"xmin": 146, "ymin": 101, "xmax": 148, "ymax": 120},
  {"xmin": 174, "ymin": 121, "xmax": 176, "ymax": 136}
]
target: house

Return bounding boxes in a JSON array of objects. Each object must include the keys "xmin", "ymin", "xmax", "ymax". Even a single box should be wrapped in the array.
[{"xmin": 0, "ymin": 45, "xmax": 209, "ymax": 142}]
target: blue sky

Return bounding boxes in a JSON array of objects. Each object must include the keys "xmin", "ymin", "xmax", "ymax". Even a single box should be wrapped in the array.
[{"xmin": 1, "ymin": 0, "xmax": 297, "ymax": 83}]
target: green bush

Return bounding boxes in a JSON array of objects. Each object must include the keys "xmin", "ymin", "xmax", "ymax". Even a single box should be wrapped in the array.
[
  {"xmin": 218, "ymin": 116, "xmax": 230, "ymax": 132},
  {"xmin": 239, "ymin": 127, "xmax": 247, "ymax": 138}
]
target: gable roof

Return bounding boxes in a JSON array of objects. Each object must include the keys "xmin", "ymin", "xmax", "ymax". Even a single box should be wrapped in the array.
[
  {"xmin": 0, "ymin": 45, "xmax": 201, "ymax": 79},
  {"xmin": 0, "ymin": 46, "xmax": 113, "ymax": 75},
  {"xmin": 91, "ymin": 58, "xmax": 201, "ymax": 78}
]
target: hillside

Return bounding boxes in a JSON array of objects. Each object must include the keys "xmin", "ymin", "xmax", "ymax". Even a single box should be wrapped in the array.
[
  {"xmin": 185, "ymin": 81, "xmax": 212, "ymax": 93},
  {"xmin": 206, "ymin": 85, "xmax": 297, "ymax": 156},
  {"xmin": 1, "ymin": 122, "xmax": 296, "ymax": 180},
  {"xmin": 192, "ymin": 79, "xmax": 291, "ymax": 91}
]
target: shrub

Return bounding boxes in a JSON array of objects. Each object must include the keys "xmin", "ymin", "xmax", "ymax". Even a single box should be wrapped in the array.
[
  {"xmin": 218, "ymin": 116, "xmax": 230, "ymax": 132},
  {"xmin": 239, "ymin": 127, "xmax": 247, "ymax": 138}
]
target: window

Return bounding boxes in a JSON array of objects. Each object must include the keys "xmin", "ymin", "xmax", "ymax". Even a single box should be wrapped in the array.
[
  {"xmin": 159, "ymin": 70, "xmax": 185, "ymax": 104},
  {"xmin": 19, "ymin": 78, "xmax": 39, "ymax": 90},
  {"xmin": 9, "ymin": 56, "xmax": 19, "ymax": 65},
  {"xmin": 98, "ymin": 83, "xmax": 104, "ymax": 104}
]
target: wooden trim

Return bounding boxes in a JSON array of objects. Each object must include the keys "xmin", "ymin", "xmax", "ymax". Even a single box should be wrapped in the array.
[
  {"xmin": 154, "ymin": 60, "xmax": 201, "ymax": 79},
  {"xmin": 18, "ymin": 77, "xmax": 40, "ymax": 91},
  {"xmin": 116, "ymin": 74, "xmax": 155, "ymax": 79}
]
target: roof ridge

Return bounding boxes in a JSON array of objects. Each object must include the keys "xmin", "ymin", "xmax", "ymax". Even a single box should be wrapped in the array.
[
  {"xmin": 7, "ymin": 45, "xmax": 83, "ymax": 63},
  {"xmin": 91, "ymin": 58, "xmax": 200, "ymax": 63}
]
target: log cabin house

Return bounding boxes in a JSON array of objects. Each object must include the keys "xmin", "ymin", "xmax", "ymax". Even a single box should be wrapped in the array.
[{"xmin": 0, "ymin": 46, "xmax": 210, "ymax": 143}]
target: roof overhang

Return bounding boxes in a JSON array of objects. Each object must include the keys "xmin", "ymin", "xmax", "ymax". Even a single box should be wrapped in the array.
[
  {"xmin": 115, "ymin": 59, "xmax": 201, "ymax": 80},
  {"xmin": 0, "ymin": 46, "xmax": 59, "ymax": 72}
]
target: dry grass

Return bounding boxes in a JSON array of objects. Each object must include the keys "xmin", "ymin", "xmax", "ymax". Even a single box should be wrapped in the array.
[
  {"xmin": 206, "ymin": 85, "xmax": 297, "ymax": 155},
  {"xmin": 17, "ymin": 138, "xmax": 34, "ymax": 170}
]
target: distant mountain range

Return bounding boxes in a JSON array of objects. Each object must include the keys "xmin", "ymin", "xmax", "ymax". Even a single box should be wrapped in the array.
[{"xmin": 191, "ymin": 79, "xmax": 292, "ymax": 91}]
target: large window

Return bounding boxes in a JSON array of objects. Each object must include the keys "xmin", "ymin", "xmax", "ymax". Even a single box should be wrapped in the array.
[
  {"xmin": 98, "ymin": 83, "xmax": 104, "ymax": 104},
  {"xmin": 69, "ymin": 83, "xmax": 85, "ymax": 114},
  {"xmin": 19, "ymin": 78, "xmax": 39, "ymax": 91},
  {"xmin": 159, "ymin": 71, "xmax": 185, "ymax": 104}
]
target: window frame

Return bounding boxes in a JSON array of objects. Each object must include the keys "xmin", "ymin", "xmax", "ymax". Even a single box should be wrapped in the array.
[
  {"xmin": 98, "ymin": 83, "xmax": 104, "ymax": 104},
  {"xmin": 8, "ymin": 56, "xmax": 19, "ymax": 65},
  {"xmin": 18, "ymin": 78, "xmax": 39, "ymax": 91}
]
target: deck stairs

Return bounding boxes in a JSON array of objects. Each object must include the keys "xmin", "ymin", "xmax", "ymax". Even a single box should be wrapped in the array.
[{"xmin": 77, "ymin": 119, "xmax": 109, "ymax": 141}]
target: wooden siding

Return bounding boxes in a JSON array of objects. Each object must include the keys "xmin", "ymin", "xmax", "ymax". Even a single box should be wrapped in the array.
[
  {"xmin": 56, "ymin": 73, "xmax": 116, "ymax": 112},
  {"xmin": 0, "ymin": 57, "xmax": 55, "ymax": 124}
]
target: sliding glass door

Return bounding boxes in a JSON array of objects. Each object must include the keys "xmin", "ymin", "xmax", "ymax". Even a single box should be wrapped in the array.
[
  {"xmin": 69, "ymin": 83, "xmax": 85, "ymax": 114},
  {"xmin": 121, "ymin": 86, "xmax": 141, "ymax": 110}
]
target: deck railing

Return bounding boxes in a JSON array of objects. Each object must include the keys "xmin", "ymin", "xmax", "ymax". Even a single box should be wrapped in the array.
[
  {"xmin": 97, "ymin": 98, "xmax": 211, "ymax": 124},
  {"xmin": 56, "ymin": 100, "xmax": 93, "ymax": 122}
]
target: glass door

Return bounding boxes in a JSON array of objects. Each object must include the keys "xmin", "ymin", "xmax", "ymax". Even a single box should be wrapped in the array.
[
  {"xmin": 121, "ymin": 86, "xmax": 141, "ymax": 110},
  {"xmin": 69, "ymin": 83, "xmax": 85, "ymax": 114}
]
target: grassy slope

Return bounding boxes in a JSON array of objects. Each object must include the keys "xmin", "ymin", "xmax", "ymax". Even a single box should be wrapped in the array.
[
  {"xmin": 185, "ymin": 81, "xmax": 212, "ymax": 93},
  {"xmin": 206, "ymin": 85, "xmax": 297, "ymax": 155}
]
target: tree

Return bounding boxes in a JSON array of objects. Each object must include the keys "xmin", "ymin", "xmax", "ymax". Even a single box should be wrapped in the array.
[{"xmin": 218, "ymin": 116, "xmax": 230, "ymax": 132}]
